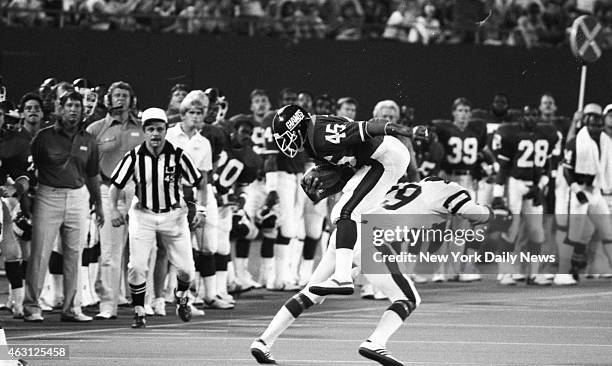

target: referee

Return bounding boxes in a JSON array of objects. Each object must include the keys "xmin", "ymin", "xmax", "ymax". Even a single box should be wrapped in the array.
[{"xmin": 108, "ymin": 108, "xmax": 206, "ymax": 328}]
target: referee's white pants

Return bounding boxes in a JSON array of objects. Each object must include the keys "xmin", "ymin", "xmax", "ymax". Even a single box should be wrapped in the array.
[
  {"xmin": 97, "ymin": 183, "xmax": 132, "ymax": 316},
  {"xmin": 127, "ymin": 203, "xmax": 196, "ymax": 286}
]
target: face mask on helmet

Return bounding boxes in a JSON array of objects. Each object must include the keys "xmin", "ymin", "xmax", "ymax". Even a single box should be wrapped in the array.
[
  {"xmin": 79, "ymin": 90, "xmax": 99, "ymax": 117},
  {"xmin": 204, "ymin": 88, "xmax": 228, "ymax": 123},
  {"xmin": 0, "ymin": 101, "xmax": 21, "ymax": 131},
  {"xmin": 273, "ymin": 105, "xmax": 309, "ymax": 158}
]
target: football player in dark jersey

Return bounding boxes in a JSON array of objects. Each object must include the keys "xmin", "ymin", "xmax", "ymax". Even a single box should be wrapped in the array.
[
  {"xmin": 262, "ymin": 88, "xmax": 310, "ymax": 291},
  {"xmin": 228, "ymin": 89, "xmax": 272, "ymax": 290},
  {"xmin": 557, "ymin": 104, "xmax": 612, "ymax": 285},
  {"xmin": 433, "ymin": 97, "xmax": 490, "ymax": 282},
  {"xmin": 491, "ymin": 106, "xmax": 560, "ymax": 285},
  {"xmin": 1, "ymin": 99, "xmax": 33, "ymax": 319},
  {"xmin": 271, "ymin": 104, "xmax": 414, "ymax": 296}
]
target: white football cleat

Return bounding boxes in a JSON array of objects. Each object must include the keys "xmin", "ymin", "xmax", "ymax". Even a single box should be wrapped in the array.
[
  {"xmin": 553, "ymin": 274, "xmax": 577, "ymax": 286},
  {"xmin": 499, "ymin": 274, "xmax": 517, "ymax": 286}
]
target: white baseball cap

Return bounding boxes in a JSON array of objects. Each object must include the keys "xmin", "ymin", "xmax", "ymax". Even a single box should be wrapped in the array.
[
  {"xmin": 603, "ymin": 104, "xmax": 612, "ymax": 115},
  {"xmin": 583, "ymin": 103, "xmax": 602, "ymax": 115},
  {"xmin": 141, "ymin": 107, "xmax": 168, "ymax": 126}
]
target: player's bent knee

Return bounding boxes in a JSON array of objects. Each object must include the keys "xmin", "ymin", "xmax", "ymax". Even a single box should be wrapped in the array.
[
  {"xmin": 284, "ymin": 293, "xmax": 316, "ymax": 318},
  {"xmin": 387, "ymin": 299, "xmax": 416, "ymax": 321}
]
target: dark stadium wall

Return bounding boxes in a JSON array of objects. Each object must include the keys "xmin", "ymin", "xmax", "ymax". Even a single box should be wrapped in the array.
[{"xmin": 1, "ymin": 27, "xmax": 612, "ymax": 122}]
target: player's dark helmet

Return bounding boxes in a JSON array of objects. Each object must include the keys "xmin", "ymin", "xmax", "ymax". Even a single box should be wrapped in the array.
[
  {"xmin": 521, "ymin": 105, "xmax": 539, "ymax": 129},
  {"xmin": 204, "ymin": 87, "xmax": 229, "ymax": 122},
  {"xmin": 272, "ymin": 105, "xmax": 310, "ymax": 158},
  {"xmin": 0, "ymin": 75, "xmax": 6, "ymax": 102},
  {"xmin": 73, "ymin": 78, "xmax": 98, "ymax": 117},
  {"xmin": 0, "ymin": 100, "xmax": 21, "ymax": 131}
]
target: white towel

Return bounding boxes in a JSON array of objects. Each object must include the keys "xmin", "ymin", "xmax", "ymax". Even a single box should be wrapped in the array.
[
  {"xmin": 575, "ymin": 126, "xmax": 612, "ymax": 191},
  {"xmin": 595, "ymin": 133, "xmax": 612, "ymax": 192},
  {"xmin": 575, "ymin": 126, "xmax": 599, "ymax": 176}
]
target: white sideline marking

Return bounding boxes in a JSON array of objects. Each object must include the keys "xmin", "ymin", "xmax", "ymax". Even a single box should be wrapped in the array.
[
  {"xmin": 43, "ymin": 335, "xmax": 612, "ymax": 348},
  {"xmin": 10, "ymin": 305, "xmax": 382, "ymax": 340}
]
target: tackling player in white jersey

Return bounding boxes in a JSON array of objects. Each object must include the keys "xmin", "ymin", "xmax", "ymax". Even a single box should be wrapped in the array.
[{"xmin": 250, "ymin": 166, "xmax": 496, "ymax": 366}]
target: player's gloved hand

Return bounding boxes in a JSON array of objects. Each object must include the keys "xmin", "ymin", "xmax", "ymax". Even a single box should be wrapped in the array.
[
  {"xmin": 571, "ymin": 183, "xmax": 588, "ymax": 204},
  {"xmin": 301, "ymin": 174, "xmax": 324, "ymax": 203},
  {"xmin": 265, "ymin": 190, "xmax": 279, "ymax": 208}
]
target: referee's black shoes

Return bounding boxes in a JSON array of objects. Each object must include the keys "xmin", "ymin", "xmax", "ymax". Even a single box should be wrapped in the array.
[
  {"xmin": 175, "ymin": 293, "xmax": 192, "ymax": 322},
  {"xmin": 131, "ymin": 314, "xmax": 146, "ymax": 328},
  {"xmin": 358, "ymin": 340, "xmax": 403, "ymax": 366}
]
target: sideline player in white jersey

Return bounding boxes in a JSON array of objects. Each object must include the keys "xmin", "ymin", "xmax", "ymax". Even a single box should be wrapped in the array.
[{"xmin": 250, "ymin": 168, "xmax": 495, "ymax": 366}]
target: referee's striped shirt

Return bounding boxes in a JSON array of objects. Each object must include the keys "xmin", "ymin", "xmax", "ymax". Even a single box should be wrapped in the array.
[{"xmin": 111, "ymin": 141, "xmax": 201, "ymax": 213}]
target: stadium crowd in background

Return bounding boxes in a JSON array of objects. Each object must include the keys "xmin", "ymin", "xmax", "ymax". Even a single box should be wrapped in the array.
[
  {"xmin": 2, "ymin": 0, "xmax": 612, "ymax": 47},
  {"xmin": 1, "ymin": 70, "xmax": 612, "ymax": 333}
]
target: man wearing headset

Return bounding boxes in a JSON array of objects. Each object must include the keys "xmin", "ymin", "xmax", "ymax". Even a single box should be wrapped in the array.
[{"xmin": 86, "ymin": 81, "xmax": 144, "ymax": 319}]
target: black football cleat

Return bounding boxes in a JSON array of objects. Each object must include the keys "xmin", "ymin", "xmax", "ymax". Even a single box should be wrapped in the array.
[
  {"xmin": 309, "ymin": 278, "xmax": 354, "ymax": 296},
  {"xmin": 358, "ymin": 340, "xmax": 403, "ymax": 366},
  {"xmin": 250, "ymin": 338, "xmax": 277, "ymax": 364},
  {"xmin": 176, "ymin": 294, "xmax": 192, "ymax": 322},
  {"xmin": 131, "ymin": 314, "xmax": 146, "ymax": 329}
]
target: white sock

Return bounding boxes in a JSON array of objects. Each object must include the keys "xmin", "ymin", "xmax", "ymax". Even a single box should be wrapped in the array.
[
  {"xmin": 0, "ymin": 328, "xmax": 6, "ymax": 345},
  {"xmin": 334, "ymin": 248, "xmax": 354, "ymax": 282},
  {"xmin": 368, "ymin": 310, "xmax": 403, "ymax": 347},
  {"xmin": 203, "ymin": 275, "xmax": 217, "ymax": 302},
  {"xmin": 216, "ymin": 271, "xmax": 228, "ymax": 295},
  {"xmin": 274, "ymin": 245, "xmax": 290, "ymax": 285},
  {"xmin": 260, "ymin": 307, "xmax": 296, "ymax": 346}
]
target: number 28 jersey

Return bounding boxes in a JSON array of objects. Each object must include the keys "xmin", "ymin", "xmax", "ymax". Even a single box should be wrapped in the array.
[
  {"xmin": 303, "ymin": 115, "xmax": 385, "ymax": 169},
  {"xmin": 492, "ymin": 122, "xmax": 560, "ymax": 181},
  {"xmin": 434, "ymin": 121, "xmax": 487, "ymax": 173}
]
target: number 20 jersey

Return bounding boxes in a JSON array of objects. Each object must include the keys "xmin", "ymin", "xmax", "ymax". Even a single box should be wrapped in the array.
[
  {"xmin": 303, "ymin": 115, "xmax": 385, "ymax": 169},
  {"xmin": 433, "ymin": 121, "xmax": 487, "ymax": 173},
  {"xmin": 492, "ymin": 122, "xmax": 560, "ymax": 181}
]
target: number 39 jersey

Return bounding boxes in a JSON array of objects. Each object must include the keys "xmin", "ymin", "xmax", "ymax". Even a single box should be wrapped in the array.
[
  {"xmin": 367, "ymin": 177, "xmax": 491, "ymax": 226},
  {"xmin": 433, "ymin": 121, "xmax": 487, "ymax": 173},
  {"xmin": 492, "ymin": 122, "xmax": 560, "ymax": 181},
  {"xmin": 303, "ymin": 115, "xmax": 384, "ymax": 169}
]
